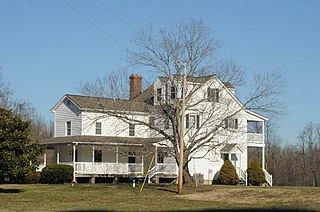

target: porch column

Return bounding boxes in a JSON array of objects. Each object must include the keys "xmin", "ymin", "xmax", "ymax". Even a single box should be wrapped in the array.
[
  {"xmin": 72, "ymin": 144, "xmax": 77, "ymax": 183},
  {"xmin": 262, "ymin": 120, "xmax": 265, "ymax": 169},
  {"xmin": 142, "ymin": 154, "xmax": 144, "ymax": 174},
  {"xmin": 57, "ymin": 146, "xmax": 60, "ymax": 164},
  {"xmin": 92, "ymin": 145, "xmax": 95, "ymax": 169},
  {"xmin": 44, "ymin": 151, "xmax": 47, "ymax": 167},
  {"xmin": 154, "ymin": 145, "xmax": 159, "ymax": 183},
  {"xmin": 262, "ymin": 146, "xmax": 265, "ymax": 169},
  {"xmin": 116, "ymin": 147, "xmax": 119, "ymax": 164}
]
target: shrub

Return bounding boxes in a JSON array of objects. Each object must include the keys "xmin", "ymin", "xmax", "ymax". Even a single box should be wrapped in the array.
[
  {"xmin": 40, "ymin": 164, "xmax": 73, "ymax": 184},
  {"xmin": 247, "ymin": 159, "xmax": 265, "ymax": 186},
  {"xmin": 218, "ymin": 159, "xmax": 239, "ymax": 185},
  {"xmin": 24, "ymin": 172, "xmax": 40, "ymax": 184}
]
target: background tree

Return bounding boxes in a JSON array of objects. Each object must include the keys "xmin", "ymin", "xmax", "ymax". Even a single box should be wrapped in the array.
[
  {"xmin": 77, "ymin": 19, "xmax": 286, "ymax": 185},
  {"xmin": 0, "ymin": 108, "xmax": 42, "ymax": 183}
]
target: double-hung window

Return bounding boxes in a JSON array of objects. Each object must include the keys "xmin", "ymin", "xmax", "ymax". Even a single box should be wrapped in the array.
[
  {"xmin": 96, "ymin": 122, "xmax": 102, "ymax": 135},
  {"xmin": 156, "ymin": 88, "xmax": 162, "ymax": 101},
  {"xmin": 94, "ymin": 150, "xmax": 102, "ymax": 162},
  {"xmin": 225, "ymin": 118, "xmax": 239, "ymax": 129},
  {"xmin": 207, "ymin": 87, "xmax": 219, "ymax": 102},
  {"xmin": 66, "ymin": 121, "xmax": 71, "ymax": 136},
  {"xmin": 186, "ymin": 114, "xmax": 200, "ymax": 129},
  {"xmin": 129, "ymin": 124, "xmax": 135, "ymax": 136},
  {"xmin": 171, "ymin": 86, "xmax": 176, "ymax": 99}
]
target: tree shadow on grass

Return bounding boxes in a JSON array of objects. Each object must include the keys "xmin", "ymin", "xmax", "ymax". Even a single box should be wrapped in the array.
[{"xmin": 0, "ymin": 188, "xmax": 24, "ymax": 193}]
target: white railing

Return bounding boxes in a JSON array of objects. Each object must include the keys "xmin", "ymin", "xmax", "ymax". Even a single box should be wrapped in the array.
[
  {"xmin": 263, "ymin": 168, "xmax": 273, "ymax": 186},
  {"xmin": 74, "ymin": 162, "xmax": 143, "ymax": 175},
  {"xmin": 236, "ymin": 167, "xmax": 247, "ymax": 185},
  {"xmin": 247, "ymin": 133, "xmax": 263, "ymax": 145},
  {"xmin": 148, "ymin": 163, "xmax": 177, "ymax": 179}
]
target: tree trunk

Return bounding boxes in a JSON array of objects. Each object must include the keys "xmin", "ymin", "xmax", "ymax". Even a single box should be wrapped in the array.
[{"xmin": 183, "ymin": 163, "xmax": 195, "ymax": 186}]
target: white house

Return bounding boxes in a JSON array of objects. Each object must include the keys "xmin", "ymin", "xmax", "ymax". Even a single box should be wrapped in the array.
[{"xmin": 40, "ymin": 74, "xmax": 272, "ymax": 186}]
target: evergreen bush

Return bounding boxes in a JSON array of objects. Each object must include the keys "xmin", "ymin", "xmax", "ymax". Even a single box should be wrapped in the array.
[
  {"xmin": 40, "ymin": 164, "xmax": 73, "ymax": 184},
  {"xmin": 218, "ymin": 159, "xmax": 239, "ymax": 185},
  {"xmin": 247, "ymin": 159, "xmax": 265, "ymax": 186}
]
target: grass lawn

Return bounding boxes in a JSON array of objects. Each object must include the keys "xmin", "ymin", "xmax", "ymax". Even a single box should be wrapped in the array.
[{"xmin": 0, "ymin": 183, "xmax": 319, "ymax": 211}]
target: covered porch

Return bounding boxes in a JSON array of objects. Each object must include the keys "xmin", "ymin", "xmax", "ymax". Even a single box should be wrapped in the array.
[{"xmin": 40, "ymin": 136, "xmax": 177, "ymax": 182}]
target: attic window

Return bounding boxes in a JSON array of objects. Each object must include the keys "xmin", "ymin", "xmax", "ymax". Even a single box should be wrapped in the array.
[
  {"xmin": 129, "ymin": 124, "xmax": 135, "ymax": 136},
  {"xmin": 96, "ymin": 122, "xmax": 102, "ymax": 135},
  {"xmin": 207, "ymin": 88, "xmax": 219, "ymax": 102}
]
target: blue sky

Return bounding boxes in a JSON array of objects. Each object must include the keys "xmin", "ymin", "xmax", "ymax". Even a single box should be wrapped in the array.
[{"xmin": 0, "ymin": 0, "xmax": 319, "ymax": 144}]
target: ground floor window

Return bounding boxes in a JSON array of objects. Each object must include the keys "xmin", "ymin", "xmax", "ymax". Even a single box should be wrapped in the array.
[
  {"xmin": 222, "ymin": 153, "xmax": 229, "ymax": 161},
  {"xmin": 128, "ymin": 152, "xmax": 136, "ymax": 163},
  {"xmin": 94, "ymin": 150, "xmax": 102, "ymax": 162}
]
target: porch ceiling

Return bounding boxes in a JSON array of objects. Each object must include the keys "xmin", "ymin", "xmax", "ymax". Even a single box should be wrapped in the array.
[{"xmin": 40, "ymin": 136, "xmax": 165, "ymax": 146}]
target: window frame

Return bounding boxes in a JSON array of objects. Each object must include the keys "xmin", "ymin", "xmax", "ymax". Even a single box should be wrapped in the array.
[
  {"xmin": 94, "ymin": 150, "xmax": 102, "ymax": 162},
  {"xmin": 186, "ymin": 114, "xmax": 200, "ymax": 129},
  {"xmin": 156, "ymin": 88, "xmax": 162, "ymax": 101},
  {"xmin": 129, "ymin": 124, "xmax": 135, "ymax": 136},
  {"xmin": 170, "ymin": 86, "xmax": 176, "ymax": 99},
  {"xmin": 207, "ymin": 87, "xmax": 219, "ymax": 102},
  {"xmin": 66, "ymin": 121, "xmax": 72, "ymax": 136},
  {"xmin": 95, "ymin": 122, "xmax": 102, "ymax": 135}
]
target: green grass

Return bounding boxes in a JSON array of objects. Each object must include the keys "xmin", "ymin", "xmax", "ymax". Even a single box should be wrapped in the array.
[{"xmin": 0, "ymin": 183, "xmax": 319, "ymax": 211}]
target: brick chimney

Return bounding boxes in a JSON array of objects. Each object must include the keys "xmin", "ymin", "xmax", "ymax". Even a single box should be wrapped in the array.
[{"xmin": 129, "ymin": 74, "xmax": 142, "ymax": 100}]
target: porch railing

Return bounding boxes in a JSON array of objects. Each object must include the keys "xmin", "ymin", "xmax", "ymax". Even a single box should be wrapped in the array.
[
  {"xmin": 247, "ymin": 133, "xmax": 263, "ymax": 145},
  {"xmin": 263, "ymin": 168, "xmax": 273, "ymax": 186},
  {"xmin": 236, "ymin": 167, "xmax": 247, "ymax": 185},
  {"xmin": 74, "ymin": 162, "xmax": 143, "ymax": 175},
  {"xmin": 149, "ymin": 163, "xmax": 177, "ymax": 179}
]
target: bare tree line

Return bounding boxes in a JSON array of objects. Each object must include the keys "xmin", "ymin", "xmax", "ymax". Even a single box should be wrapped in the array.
[{"xmin": 264, "ymin": 121, "xmax": 320, "ymax": 186}]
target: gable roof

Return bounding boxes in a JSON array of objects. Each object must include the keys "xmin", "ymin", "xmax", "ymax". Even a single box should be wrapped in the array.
[{"xmin": 52, "ymin": 94, "xmax": 150, "ymax": 113}]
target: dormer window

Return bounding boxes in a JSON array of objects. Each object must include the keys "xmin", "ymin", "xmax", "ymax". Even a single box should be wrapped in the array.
[
  {"xmin": 171, "ymin": 86, "xmax": 176, "ymax": 99},
  {"xmin": 208, "ymin": 88, "xmax": 219, "ymax": 102},
  {"xmin": 157, "ymin": 88, "xmax": 162, "ymax": 101}
]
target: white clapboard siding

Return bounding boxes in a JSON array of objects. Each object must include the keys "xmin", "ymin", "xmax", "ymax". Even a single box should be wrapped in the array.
[{"xmin": 54, "ymin": 99, "xmax": 82, "ymax": 137}]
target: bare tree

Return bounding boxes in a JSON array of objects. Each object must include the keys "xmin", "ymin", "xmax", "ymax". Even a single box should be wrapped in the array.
[
  {"xmin": 77, "ymin": 19, "xmax": 286, "ymax": 184},
  {"xmin": 297, "ymin": 122, "xmax": 320, "ymax": 186},
  {"xmin": 0, "ymin": 69, "xmax": 53, "ymax": 142}
]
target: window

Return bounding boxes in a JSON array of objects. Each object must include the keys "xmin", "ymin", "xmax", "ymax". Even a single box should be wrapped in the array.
[
  {"xmin": 247, "ymin": 121, "xmax": 263, "ymax": 134},
  {"xmin": 186, "ymin": 114, "xmax": 200, "ymax": 129},
  {"xmin": 156, "ymin": 88, "xmax": 162, "ymax": 101},
  {"xmin": 171, "ymin": 86, "xmax": 176, "ymax": 99},
  {"xmin": 66, "ymin": 121, "xmax": 71, "ymax": 136},
  {"xmin": 225, "ymin": 118, "xmax": 238, "ymax": 129},
  {"xmin": 94, "ymin": 150, "xmax": 102, "ymax": 162},
  {"xmin": 157, "ymin": 151, "xmax": 166, "ymax": 164},
  {"xmin": 222, "ymin": 153, "xmax": 229, "ymax": 161},
  {"xmin": 207, "ymin": 88, "xmax": 219, "ymax": 102},
  {"xmin": 128, "ymin": 152, "xmax": 136, "ymax": 163},
  {"xmin": 129, "ymin": 124, "xmax": 135, "ymax": 136},
  {"xmin": 95, "ymin": 122, "xmax": 102, "ymax": 135},
  {"xmin": 71, "ymin": 149, "xmax": 78, "ymax": 162}
]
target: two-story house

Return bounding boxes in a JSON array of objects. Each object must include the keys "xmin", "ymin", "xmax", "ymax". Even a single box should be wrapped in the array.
[{"xmin": 40, "ymin": 74, "xmax": 272, "ymax": 186}]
